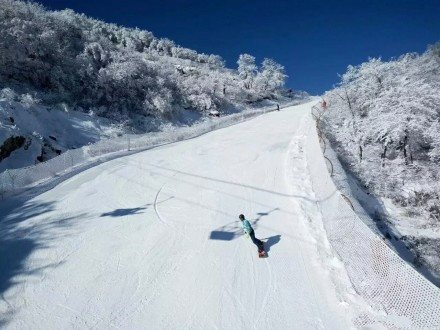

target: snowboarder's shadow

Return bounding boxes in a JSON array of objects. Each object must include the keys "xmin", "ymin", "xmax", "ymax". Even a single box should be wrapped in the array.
[{"xmin": 261, "ymin": 235, "xmax": 281, "ymax": 253}]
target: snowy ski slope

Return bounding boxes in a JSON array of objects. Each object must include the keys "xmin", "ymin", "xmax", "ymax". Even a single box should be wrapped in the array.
[{"xmin": 0, "ymin": 101, "xmax": 358, "ymax": 329}]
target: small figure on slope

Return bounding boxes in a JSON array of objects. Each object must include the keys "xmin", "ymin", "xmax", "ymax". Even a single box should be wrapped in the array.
[{"xmin": 239, "ymin": 214, "xmax": 266, "ymax": 257}]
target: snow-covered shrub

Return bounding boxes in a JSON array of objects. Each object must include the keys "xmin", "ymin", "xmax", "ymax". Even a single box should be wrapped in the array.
[
  {"xmin": 152, "ymin": 90, "xmax": 174, "ymax": 116},
  {"xmin": 20, "ymin": 93, "xmax": 41, "ymax": 109},
  {"xmin": 0, "ymin": 88, "xmax": 18, "ymax": 102}
]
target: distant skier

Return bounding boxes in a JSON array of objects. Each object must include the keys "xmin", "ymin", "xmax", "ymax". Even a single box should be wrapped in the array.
[
  {"xmin": 239, "ymin": 214, "xmax": 264, "ymax": 254},
  {"xmin": 276, "ymin": 103, "xmax": 280, "ymax": 111},
  {"xmin": 322, "ymin": 99, "xmax": 327, "ymax": 110}
]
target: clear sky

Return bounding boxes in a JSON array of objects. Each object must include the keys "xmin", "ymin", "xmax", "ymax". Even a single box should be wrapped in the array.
[{"xmin": 37, "ymin": 0, "xmax": 439, "ymax": 95}]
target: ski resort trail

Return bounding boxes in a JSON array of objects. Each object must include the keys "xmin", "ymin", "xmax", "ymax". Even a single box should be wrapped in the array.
[{"xmin": 0, "ymin": 100, "xmax": 356, "ymax": 329}]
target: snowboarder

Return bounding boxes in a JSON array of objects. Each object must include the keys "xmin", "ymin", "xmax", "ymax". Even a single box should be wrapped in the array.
[{"xmin": 239, "ymin": 214, "xmax": 265, "ymax": 256}]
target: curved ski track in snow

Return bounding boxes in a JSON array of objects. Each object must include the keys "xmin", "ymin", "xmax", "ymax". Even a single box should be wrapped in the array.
[{"xmin": 0, "ymin": 100, "xmax": 355, "ymax": 329}]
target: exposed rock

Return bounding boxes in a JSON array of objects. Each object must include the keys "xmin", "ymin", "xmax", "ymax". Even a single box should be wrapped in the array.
[{"xmin": 0, "ymin": 136, "xmax": 26, "ymax": 162}]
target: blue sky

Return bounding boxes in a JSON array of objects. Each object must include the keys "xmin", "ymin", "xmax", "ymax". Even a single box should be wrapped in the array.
[{"xmin": 38, "ymin": 0, "xmax": 439, "ymax": 95}]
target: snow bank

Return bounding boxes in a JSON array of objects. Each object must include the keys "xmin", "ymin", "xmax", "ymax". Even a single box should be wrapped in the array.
[{"xmin": 305, "ymin": 109, "xmax": 440, "ymax": 328}]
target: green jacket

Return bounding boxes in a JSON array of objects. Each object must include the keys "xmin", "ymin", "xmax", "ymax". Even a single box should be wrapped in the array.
[{"xmin": 242, "ymin": 219, "xmax": 253, "ymax": 234}]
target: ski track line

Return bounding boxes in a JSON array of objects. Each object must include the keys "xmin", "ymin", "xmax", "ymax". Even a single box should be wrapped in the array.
[
  {"xmin": 55, "ymin": 304, "xmax": 89, "ymax": 328},
  {"xmin": 105, "ymin": 232, "xmax": 181, "ymax": 327},
  {"xmin": 109, "ymin": 168, "xmax": 202, "ymax": 328},
  {"xmin": 224, "ymin": 285, "xmax": 253, "ymax": 327},
  {"xmin": 153, "ymin": 181, "xmax": 169, "ymax": 225},
  {"xmin": 109, "ymin": 249, "xmax": 192, "ymax": 328},
  {"xmin": 154, "ymin": 179, "xmax": 194, "ymax": 245},
  {"xmin": 234, "ymin": 255, "xmax": 255, "ymax": 327},
  {"xmin": 182, "ymin": 288, "xmax": 217, "ymax": 329},
  {"xmin": 153, "ymin": 171, "xmax": 190, "ymax": 238},
  {"xmin": 253, "ymin": 256, "xmax": 274, "ymax": 329},
  {"xmin": 152, "ymin": 167, "xmax": 216, "ymax": 245},
  {"xmin": 252, "ymin": 151, "xmax": 276, "ymax": 329},
  {"xmin": 226, "ymin": 238, "xmax": 255, "ymax": 327},
  {"xmin": 239, "ymin": 168, "xmax": 261, "ymax": 328}
]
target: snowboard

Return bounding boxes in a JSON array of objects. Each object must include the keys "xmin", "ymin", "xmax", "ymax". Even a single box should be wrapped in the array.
[{"xmin": 258, "ymin": 243, "xmax": 267, "ymax": 258}]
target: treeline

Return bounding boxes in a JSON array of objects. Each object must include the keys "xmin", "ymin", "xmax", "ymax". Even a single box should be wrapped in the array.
[
  {"xmin": 322, "ymin": 43, "xmax": 440, "ymax": 221},
  {"xmin": 0, "ymin": 0, "xmax": 288, "ymax": 121}
]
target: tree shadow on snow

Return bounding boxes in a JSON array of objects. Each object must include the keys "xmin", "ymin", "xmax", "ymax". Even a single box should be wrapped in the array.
[
  {"xmin": 209, "ymin": 221, "xmax": 243, "ymax": 241},
  {"xmin": 0, "ymin": 197, "xmax": 86, "ymax": 325},
  {"xmin": 251, "ymin": 208, "xmax": 279, "ymax": 228},
  {"xmin": 209, "ymin": 231, "xmax": 235, "ymax": 241},
  {"xmin": 101, "ymin": 207, "xmax": 148, "ymax": 217}
]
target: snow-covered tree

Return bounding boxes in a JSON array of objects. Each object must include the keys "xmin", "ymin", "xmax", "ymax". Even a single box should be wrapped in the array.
[
  {"xmin": 237, "ymin": 54, "xmax": 257, "ymax": 89},
  {"xmin": 255, "ymin": 58, "xmax": 287, "ymax": 95}
]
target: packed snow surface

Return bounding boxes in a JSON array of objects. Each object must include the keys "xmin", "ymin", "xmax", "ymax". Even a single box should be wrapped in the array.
[{"xmin": 0, "ymin": 101, "xmax": 356, "ymax": 329}]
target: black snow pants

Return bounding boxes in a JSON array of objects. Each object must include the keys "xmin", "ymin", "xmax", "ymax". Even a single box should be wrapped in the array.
[{"xmin": 249, "ymin": 230, "xmax": 263, "ymax": 251}]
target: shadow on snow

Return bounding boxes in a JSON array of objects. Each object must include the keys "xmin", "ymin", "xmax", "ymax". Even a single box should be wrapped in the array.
[
  {"xmin": 101, "ymin": 207, "xmax": 147, "ymax": 217},
  {"xmin": 0, "ymin": 197, "xmax": 86, "ymax": 325},
  {"xmin": 261, "ymin": 235, "xmax": 282, "ymax": 253}
]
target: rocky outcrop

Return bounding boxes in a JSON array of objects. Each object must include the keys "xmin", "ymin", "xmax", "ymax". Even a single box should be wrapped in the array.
[{"xmin": 0, "ymin": 136, "xmax": 26, "ymax": 162}]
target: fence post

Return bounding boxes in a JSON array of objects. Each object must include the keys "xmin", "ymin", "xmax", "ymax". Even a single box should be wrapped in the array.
[{"xmin": 0, "ymin": 171, "xmax": 4, "ymax": 199}]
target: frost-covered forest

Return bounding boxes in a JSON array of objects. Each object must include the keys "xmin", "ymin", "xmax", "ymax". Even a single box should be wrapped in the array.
[
  {"xmin": 0, "ymin": 0, "xmax": 291, "ymax": 123},
  {"xmin": 321, "ymin": 44, "xmax": 440, "ymax": 278}
]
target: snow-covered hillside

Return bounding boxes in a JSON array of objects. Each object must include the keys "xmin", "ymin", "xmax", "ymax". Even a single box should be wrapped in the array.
[
  {"xmin": 320, "ymin": 44, "xmax": 440, "ymax": 285},
  {"xmin": 0, "ymin": 0, "xmax": 294, "ymax": 121},
  {"xmin": 0, "ymin": 101, "xmax": 368, "ymax": 329},
  {"xmin": 0, "ymin": 96, "xmax": 126, "ymax": 172}
]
